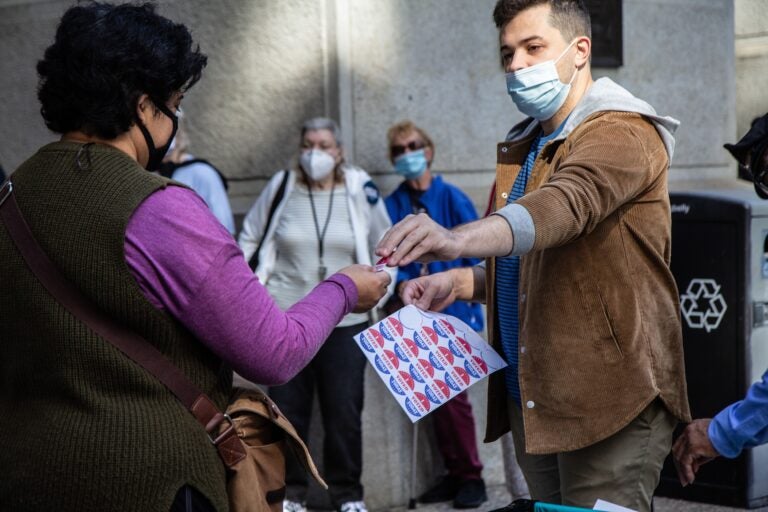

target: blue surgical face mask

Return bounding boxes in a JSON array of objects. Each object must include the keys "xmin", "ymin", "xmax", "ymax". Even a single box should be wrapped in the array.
[
  {"xmin": 394, "ymin": 149, "xmax": 428, "ymax": 179},
  {"xmin": 505, "ymin": 40, "xmax": 577, "ymax": 121}
]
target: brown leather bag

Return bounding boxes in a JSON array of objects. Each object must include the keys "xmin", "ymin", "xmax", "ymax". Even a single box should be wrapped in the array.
[
  {"xmin": 0, "ymin": 179, "xmax": 325, "ymax": 512},
  {"xmin": 225, "ymin": 387, "xmax": 326, "ymax": 512}
]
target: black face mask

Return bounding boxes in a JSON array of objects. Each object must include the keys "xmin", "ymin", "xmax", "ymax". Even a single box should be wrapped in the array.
[{"xmin": 137, "ymin": 102, "xmax": 179, "ymax": 172}]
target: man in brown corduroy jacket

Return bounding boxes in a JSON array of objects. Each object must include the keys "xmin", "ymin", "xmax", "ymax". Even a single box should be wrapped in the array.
[{"xmin": 376, "ymin": 1, "xmax": 691, "ymax": 511}]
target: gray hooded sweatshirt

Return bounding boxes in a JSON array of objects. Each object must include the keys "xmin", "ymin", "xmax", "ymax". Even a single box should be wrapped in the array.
[{"xmin": 495, "ymin": 77, "xmax": 680, "ymax": 256}]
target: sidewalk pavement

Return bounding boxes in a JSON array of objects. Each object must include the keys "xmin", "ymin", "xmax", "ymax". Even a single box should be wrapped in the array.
[{"xmin": 389, "ymin": 484, "xmax": 768, "ymax": 512}]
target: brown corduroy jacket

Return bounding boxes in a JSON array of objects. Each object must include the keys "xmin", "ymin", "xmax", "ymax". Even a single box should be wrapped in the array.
[{"xmin": 484, "ymin": 106, "xmax": 691, "ymax": 454}]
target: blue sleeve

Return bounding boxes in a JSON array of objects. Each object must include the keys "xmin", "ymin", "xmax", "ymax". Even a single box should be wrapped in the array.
[
  {"xmin": 173, "ymin": 163, "xmax": 235, "ymax": 234},
  {"xmin": 385, "ymin": 194, "xmax": 398, "ymax": 223},
  {"xmin": 708, "ymin": 369, "xmax": 768, "ymax": 458}
]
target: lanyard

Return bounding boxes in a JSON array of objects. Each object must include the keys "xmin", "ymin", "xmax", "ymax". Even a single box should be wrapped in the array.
[{"xmin": 307, "ymin": 183, "xmax": 336, "ymax": 280}]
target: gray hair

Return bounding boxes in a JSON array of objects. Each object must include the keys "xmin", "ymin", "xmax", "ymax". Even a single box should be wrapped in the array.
[{"xmin": 301, "ymin": 117, "xmax": 343, "ymax": 147}]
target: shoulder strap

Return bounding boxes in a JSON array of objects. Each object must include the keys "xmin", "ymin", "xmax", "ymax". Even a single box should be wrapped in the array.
[
  {"xmin": 157, "ymin": 161, "xmax": 177, "ymax": 180},
  {"xmin": 0, "ymin": 180, "xmax": 245, "ymax": 468},
  {"xmin": 159, "ymin": 159, "xmax": 230, "ymax": 190},
  {"xmin": 248, "ymin": 169, "xmax": 290, "ymax": 271}
]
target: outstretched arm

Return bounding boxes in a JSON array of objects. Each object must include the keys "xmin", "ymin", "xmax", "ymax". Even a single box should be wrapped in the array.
[{"xmin": 376, "ymin": 213, "xmax": 513, "ymax": 267}]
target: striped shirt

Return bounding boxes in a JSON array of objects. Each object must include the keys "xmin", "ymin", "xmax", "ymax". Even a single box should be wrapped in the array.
[
  {"xmin": 496, "ymin": 121, "xmax": 567, "ymax": 404},
  {"xmin": 267, "ymin": 184, "xmax": 368, "ymax": 327}
]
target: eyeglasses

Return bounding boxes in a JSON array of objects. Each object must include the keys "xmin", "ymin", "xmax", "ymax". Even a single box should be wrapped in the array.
[{"xmin": 390, "ymin": 140, "xmax": 425, "ymax": 158}]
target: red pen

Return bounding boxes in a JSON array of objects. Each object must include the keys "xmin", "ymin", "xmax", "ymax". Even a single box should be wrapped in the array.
[{"xmin": 374, "ymin": 255, "xmax": 388, "ymax": 272}]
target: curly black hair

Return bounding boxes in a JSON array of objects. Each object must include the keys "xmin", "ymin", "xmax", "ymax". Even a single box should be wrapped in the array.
[{"xmin": 37, "ymin": 2, "xmax": 207, "ymax": 139}]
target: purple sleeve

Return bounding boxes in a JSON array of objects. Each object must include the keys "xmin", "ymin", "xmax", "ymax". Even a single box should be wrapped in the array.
[{"xmin": 124, "ymin": 185, "xmax": 359, "ymax": 385}]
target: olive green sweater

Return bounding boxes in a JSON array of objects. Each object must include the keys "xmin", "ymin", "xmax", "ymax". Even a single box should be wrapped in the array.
[{"xmin": 0, "ymin": 142, "xmax": 231, "ymax": 511}]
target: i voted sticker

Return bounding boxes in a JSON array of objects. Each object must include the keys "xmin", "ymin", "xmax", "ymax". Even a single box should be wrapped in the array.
[
  {"xmin": 358, "ymin": 333, "xmax": 375, "ymax": 353},
  {"xmin": 359, "ymin": 329, "xmax": 385, "ymax": 353},
  {"xmin": 453, "ymin": 366, "xmax": 471, "ymax": 385},
  {"xmin": 398, "ymin": 370, "xmax": 415, "ymax": 391},
  {"xmin": 414, "ymin": 392, "xmax": 430, "ymax": 412},
  {"xmin": 413, "ymin": 326, "xmax": 438, "ymax": 350},
  {"xmin": 433, "ymin": 379, "xmax": 451, "ymax": 400},
  {"xmin": 433, "ymin": 319, "xmax": 456, "ymax": 339},
  {"xmin": 374, "ymin": 349, "xmax": 399, "ymax": 374},
  {"xmin": 448, "ymin": 336, "xmax": 472, "ymax": 358},
  {"xmin": 424, "ymin": 379, "xmax": 451, "ymax": 404},
  {"xmin": 394, "ymin": 337, "xmax": 419, "ymax": 363},
  {"xmin": 409, "ymin": 359, "xmax": 435, "ymax": 384},
  {"xmin": 374, "ymin": 355, "xmax": 391, "ymax": 374},
  {"xmin": 464, "ymin": 356, "xmax": 488, "ymax": 379},
  {"xmin": 445, "ymin": 371, "xmax": 461, "ymax": 392},
  {"xmin": 389, "ymin": 371, "xmax": 415, "ymax": 396},
  {"xmin": 405, "ymin": 398, "xmax": 423, "ymax": 418},
  {"xmin": 436, "ymin": 345, "xmax": 455, "ymax": 367},
  {"xmin": 445, "ymin": 366, "xmax": 471, "ymax": 391},
  {"xmin": 379, "ymin": 317, "xmax": 404, "ymax": 342},
  {"xmin": 429, "ymin": 351, "xmax": 445, "ymax": 371},
  {"xmin": 383, "ymin": 349, "xmax": 399, "ymax": 370},
  {"xmin": 389, "ymin": 376, "xmax": 405, "ymax": 396}
]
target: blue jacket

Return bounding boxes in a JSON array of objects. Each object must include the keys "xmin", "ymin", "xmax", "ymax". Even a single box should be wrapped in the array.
[
  {"xmin": 385, "ymin": 174, "xmax": 483, "ymax": 331},
  {"xmin": 709, "ymin": 369, "xmax": 768, "ymax": 458}
]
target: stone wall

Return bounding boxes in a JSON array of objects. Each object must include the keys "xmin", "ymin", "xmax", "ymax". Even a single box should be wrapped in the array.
[{"xmin": 735, "ymin": 0, "xmax": 768, "ymax": 141}]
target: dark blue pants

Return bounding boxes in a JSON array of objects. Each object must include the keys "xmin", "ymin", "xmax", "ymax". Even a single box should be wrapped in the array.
[{"xmin": 269, "ymin": 322, "xmax": 368, "ymax": 508}]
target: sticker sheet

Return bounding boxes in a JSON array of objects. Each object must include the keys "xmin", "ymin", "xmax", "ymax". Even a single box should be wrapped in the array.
[{"xmin": 355, "ymin": 305, "xmax": 507, "ymax": 422}]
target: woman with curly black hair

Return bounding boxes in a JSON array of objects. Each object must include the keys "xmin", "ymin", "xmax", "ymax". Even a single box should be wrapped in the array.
[{"xmin": 0, "ymin": 3, "xmax": 390, "ymax": 511}]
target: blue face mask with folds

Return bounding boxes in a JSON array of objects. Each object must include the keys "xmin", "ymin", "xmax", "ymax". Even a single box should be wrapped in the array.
[
  {"xmin": 505, "ymin": 40, "xmax": 577, "ymax": 121},
  {"xmin": 393, "ymin": 149, "xmax": 428, "ymax": 179}
]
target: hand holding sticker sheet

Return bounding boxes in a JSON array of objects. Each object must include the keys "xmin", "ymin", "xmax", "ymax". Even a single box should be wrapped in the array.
[{"xmin": 355, "ymin": 305, "xmax": 507, "ymax": 422}]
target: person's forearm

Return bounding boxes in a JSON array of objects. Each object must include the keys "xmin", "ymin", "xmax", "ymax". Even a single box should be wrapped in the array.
[
  {"xmin": 449, "ymin": 266, "xmax": 487, "ymax": 303},
  {"xmin": 452, "ymin": 215, "xmax": 514, "ymax": 259},
  {"xmin": 188, "ymin": 265, "xmax": 357, "ymax": 386},
  {"xmin": 124, "ymin": 186, "xmax": 358, "ymax": 386}
]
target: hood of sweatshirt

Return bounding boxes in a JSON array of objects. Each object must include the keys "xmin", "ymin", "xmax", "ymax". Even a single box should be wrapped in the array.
[{"xmin": 506, "ymin": 77, "xmax": 680, "ymax": 161}]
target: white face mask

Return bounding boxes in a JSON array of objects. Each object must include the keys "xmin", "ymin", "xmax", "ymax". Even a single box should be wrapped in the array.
[
  {"xmin": 505, "ymin": 40, "xmax": 577, "ymax": 121},
  {"xmin": 300, "ymin": 149, "xmax": 336, "ymax": 182}
]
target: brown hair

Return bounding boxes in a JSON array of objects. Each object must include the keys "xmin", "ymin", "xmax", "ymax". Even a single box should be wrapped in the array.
[
  {"xmin": 386, "ymin": 120, "xmax": 435, "ymax": 162},
  {"xmin": 492, "ymin": 0, "xmax": 591, "ymax": 41}
]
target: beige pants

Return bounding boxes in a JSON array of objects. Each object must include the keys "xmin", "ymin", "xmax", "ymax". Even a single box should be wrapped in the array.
[{"xmin": 507, "ymin": 397, "xmax": 676, "ymax": 512}]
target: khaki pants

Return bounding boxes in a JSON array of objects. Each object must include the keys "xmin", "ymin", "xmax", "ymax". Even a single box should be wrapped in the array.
[{"xmin": 507, "ymin": 397, "xmax": 676, "ymax": 512}]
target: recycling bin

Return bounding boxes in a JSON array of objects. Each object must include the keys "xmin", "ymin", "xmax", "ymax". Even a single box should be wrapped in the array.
[{"xmin": 655, "ymin": 186, "xmax": 768, "ymax": 508}]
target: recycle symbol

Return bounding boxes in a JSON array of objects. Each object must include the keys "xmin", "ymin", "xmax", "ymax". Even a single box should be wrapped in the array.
[{"xmin": 679, "ymin": 278, "xmax": 727, "ymax": 332}]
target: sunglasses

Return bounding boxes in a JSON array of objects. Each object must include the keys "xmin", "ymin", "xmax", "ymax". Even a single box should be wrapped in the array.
[{"xmin": 390, "ymin": 140, "xmax": 426, "ymax": 158}]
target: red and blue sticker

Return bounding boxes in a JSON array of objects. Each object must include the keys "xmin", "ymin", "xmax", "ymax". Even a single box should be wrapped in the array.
[
  {"xmin": 413, "ymin": 326, "xmax": 438, "ymax": 350},
  {"xmin": 359, "ymin": 329, "xmax": 385, "ymax": 353}
]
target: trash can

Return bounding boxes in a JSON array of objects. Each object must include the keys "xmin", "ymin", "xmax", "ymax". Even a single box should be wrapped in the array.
[{"xmin": 655, "ymin": 187, "xmax": 768, "ymax": 508}]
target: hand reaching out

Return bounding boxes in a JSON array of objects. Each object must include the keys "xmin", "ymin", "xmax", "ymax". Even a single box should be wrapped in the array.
[
  {"xmin": 375, "ymin": 213, "xmax": 461, "ymax": 267},
  {"xmin": 400, "ymin": 272, "xmax": 459, "ymax": 312},
  {"xmin": 338, "ymin": 264, "xmax": 392, "ymax": 313}
]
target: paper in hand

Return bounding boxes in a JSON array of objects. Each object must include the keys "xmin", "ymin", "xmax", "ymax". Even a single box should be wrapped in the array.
[{"xmin": 354, "ymin": 305, "xmax": 507, "ymax": 422}]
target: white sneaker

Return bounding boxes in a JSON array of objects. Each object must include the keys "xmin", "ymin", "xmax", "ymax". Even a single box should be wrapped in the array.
[
  {"xmin": 339, "ymin": 501, "xmax": 368, "ymax": 512},
  {"xmin": 283, "ymin": 500, "xmax": 307, "ymax": 512}
]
